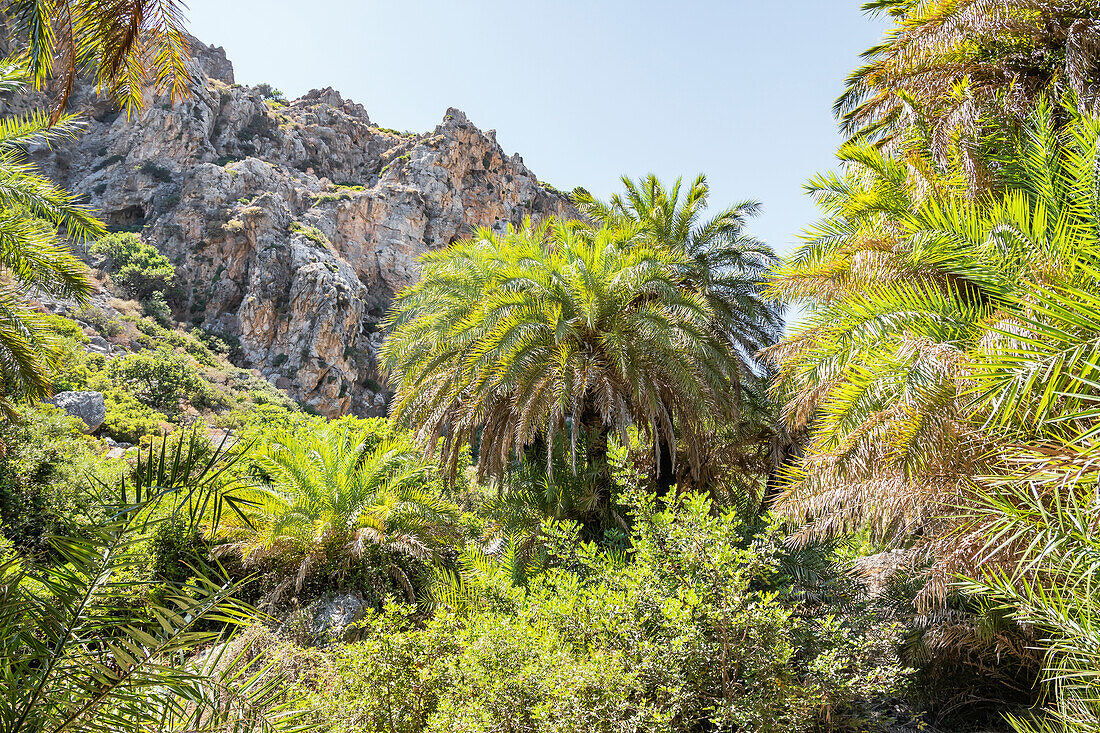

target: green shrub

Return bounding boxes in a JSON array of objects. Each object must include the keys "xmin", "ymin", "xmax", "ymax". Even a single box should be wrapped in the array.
[
  {"xmin": 108, "ymin": 348, "xmax": 203, "ymax": 415},
  {"xmin": 425, "ymin": 491, "xmax": 908, "ymax": 733},
  {"xmin": 39, "ymin": 316, "xmax": 105, "ymax": 392},
  {"xmin": 149, "ymin": 512, "xmax": 206, "ymax": 584},
  {"xmin": 256, "ymin": 83, "xmax": 285, "ymax": 101},
  {"xmin": 141, "ymin": 291, "xmax": 173, "ymax": 325},
  {"xmin": 72, "ymin": 304, "xmax": 122, "ymax": 337},
  {"xmin": 194, "ymin": 328, "xmax": 231, "ymax": 356},
  {"xmin": 225, "ymin": 491, "xmax": 907, "ymax": 733},
  {"xmin": 137, "ymin": 161, "xmax": 173, "ymax": 183},
  {"xmin": 0, "ymin": 405, "xmax": 110, "ymax": 558},
  {"xmin": 430, "ymin": 612, "xmax": 660, "ymax": 733},
  {"xmin": 103, "ymin": 389, "xmax": 170, "ymax": 443},
  {"xmin": 90, "ymin": 232, "xmax": 176, "ymax": 299},
  {"xmin": 42, "ymin": 314, "xmax": 88, "ymax": 343},
  {"xmin": 289, "ymin": 222, "xmax": 329, "ymax": 248}
]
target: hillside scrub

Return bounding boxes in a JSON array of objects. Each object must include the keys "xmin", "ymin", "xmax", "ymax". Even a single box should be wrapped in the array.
[{"xmin": 214, "ymin": 492, "xmax": 908, "ymax": 733}]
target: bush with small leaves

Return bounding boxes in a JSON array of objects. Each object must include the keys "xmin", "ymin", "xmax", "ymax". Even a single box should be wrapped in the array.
[
  {"xmin": 102, "ymin": 389, "xmax": 170, "ymax": 443},
  {"xmin": 107, "ymin": 349, "xmax": 203, "ymax": 415},
  {"xmin": 90, "ymin": 232, "xmax": 175, "ymax": 299},
  {"xmin": 0, "ymin": 404, "xmax": 112, "ymax": 558},
  {"xmin": 140, "ymin": 291, "xmax": 173, "ymax": 325}
]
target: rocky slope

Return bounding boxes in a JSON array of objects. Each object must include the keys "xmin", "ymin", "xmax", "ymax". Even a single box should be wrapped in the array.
[{"xmin": 17, "ymin": 39, "xmax": 571, "ymax": 416}]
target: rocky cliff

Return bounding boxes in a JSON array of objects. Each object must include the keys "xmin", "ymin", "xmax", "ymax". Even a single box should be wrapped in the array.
[{"xmin": 18, "ymin": 39, "xmax": 571, "ymax": 416}]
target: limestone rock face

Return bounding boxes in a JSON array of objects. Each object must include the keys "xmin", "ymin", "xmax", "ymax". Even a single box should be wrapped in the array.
[
  {"xmin": 49, "ymin": 391, "xmax": 106, "ymax": 433},
  {"xmin": 19, "ymin": 44, "xmax": 572, "ymax": 417}
]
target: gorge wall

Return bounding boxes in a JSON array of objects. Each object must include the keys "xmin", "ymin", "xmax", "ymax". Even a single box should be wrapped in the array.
[{"xmin": 18, "ymin": 39, "xmax": 572, "ymax": 416}]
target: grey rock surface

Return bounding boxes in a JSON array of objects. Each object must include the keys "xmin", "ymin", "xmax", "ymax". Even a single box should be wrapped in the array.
[
  {"xmin": 11, "ymin": 40, "xmax": 573, "ymax": 417},
  {"xmin": 49, "ymin": 391, "xmax": 106, "ymax": 433},
  {"xmin": 311, "ymin": 591, "xmax": 369, "ymax": 643}
]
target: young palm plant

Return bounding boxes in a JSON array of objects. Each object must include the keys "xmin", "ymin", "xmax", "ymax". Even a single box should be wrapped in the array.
[{"xmin": 221, "ymin": 423, "xmax": 460, "ymax": 604}]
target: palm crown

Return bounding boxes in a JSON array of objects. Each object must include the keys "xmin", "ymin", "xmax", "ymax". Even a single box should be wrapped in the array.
[
  {"xmin": 222, "ymin": 423, "xmax": 459, "ymax": 597},
  {"xmin": 574, "ymin": 174, "xmax": 783, "ymax": 366},
  {"xmin": 381, "ymin": 217, "xmax": 741, "ymax": 491}
]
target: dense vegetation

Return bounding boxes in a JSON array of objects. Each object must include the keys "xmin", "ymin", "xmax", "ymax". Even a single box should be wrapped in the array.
[{"xmin": 3, "ymin": 2, "xmax": 1100, "ymax": 733}]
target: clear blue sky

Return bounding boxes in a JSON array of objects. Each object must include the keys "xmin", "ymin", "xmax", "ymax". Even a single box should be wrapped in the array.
[{"xmin": 185, "ymin": 1, "xmax": 888, "ymax": 258}]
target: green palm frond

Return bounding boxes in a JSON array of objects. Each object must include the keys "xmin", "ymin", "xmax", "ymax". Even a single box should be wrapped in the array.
[
  {"xmin": 837, "ymin": 0, "xmax": 1100, "ymax": 173},
  {"xmin": 767, "ymin": 100, "xmax": 1100, "ymax": 602},
  {"xmin": 2, "ymin": 0, "xmax": 194, "ymax": 118},
  {"xmin": 0, "ymin": 63, "xmax": 100, "ymax": 408}
]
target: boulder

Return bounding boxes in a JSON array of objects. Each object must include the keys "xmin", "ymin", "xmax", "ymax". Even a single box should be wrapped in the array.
[
  {"xmin": 48, "ymin": 391, "xmax": 105, "ymax": 433},
  {"xmin": 311, "ymin": 591, "xmax": 369, "ymax": 643}
]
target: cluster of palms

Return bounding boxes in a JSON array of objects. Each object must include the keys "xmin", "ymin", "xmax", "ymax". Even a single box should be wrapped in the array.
[
  {"xmin": 381, "ymin": 175, "xmax": 781, "ymax": 537},
  {"xmin": 9, "ymin": 2, "xmax": 1100, "ymax": 732}
]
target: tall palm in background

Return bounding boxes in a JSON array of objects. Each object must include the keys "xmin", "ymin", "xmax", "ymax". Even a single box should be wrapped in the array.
[
  {"xmin": 222, "ymin": 424, "xmax": 459, "ymax": 601},
  {"xmin": 381, "ymin": 218, "xmax": 740, "ymax": 534},
  {"xmin": 574, "ymin": 175, "xmax": 783, "ymax": 354},
  {"xmin": 575, "ymin": 174, "xmax": 784, "ymax": 494},
  {"xmin": 0, "ymin": 64, "xmax": 101, "ymax": 415}
]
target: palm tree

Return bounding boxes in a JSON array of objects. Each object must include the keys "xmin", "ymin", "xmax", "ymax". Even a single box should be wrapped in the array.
[
  {"xmin": 765, "ymin": 101, "xmax": 1100, "ymax": 600},
  {"xmin": 575, "ymin": 174, "xmax": 783, "ymax": 357},
  {"xmin": 381, "ymin": 217, "xmax": 740, "ymax": 535},
  {"xmin": 2, "ymin": 0, "xmax": 193, "ymax": 118},
  {"xmin": 222, "ymin": 423, "xmax": 460, "ymax": 603},
  {"xmin": 574, "ymin": 174, "xmax": 784, "ymax": 494},
  {"xmin": 838, "ymin": 0, "xmax": 1100, "ymax": 172},
  {"xmin": 0, "ymin": 63, "xmax": 102, "ymax": 415}
]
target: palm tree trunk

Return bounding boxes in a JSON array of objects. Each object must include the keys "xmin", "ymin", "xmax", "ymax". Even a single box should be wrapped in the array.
[
  {"xmin": 580, "ymin": 407, "xmax": 612, "ymax": 541},
  {"xmin": 655, "ymin": 435, "xmax": 676, "ymax": 498}
]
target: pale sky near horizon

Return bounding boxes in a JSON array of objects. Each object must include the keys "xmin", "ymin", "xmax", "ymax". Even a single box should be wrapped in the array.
[{"xmin": 184, "ymin": 1, "xmax": 889, "ymax": 259}]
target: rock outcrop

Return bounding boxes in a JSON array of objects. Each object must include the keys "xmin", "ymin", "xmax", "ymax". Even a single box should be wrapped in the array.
[
  {"xmin": 16, "ymin": 39, "xmax": 571, "ymax": 416},
  {"xmin": 49, "ymin": 391, "xmax": 106, "ymax": 433}
]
